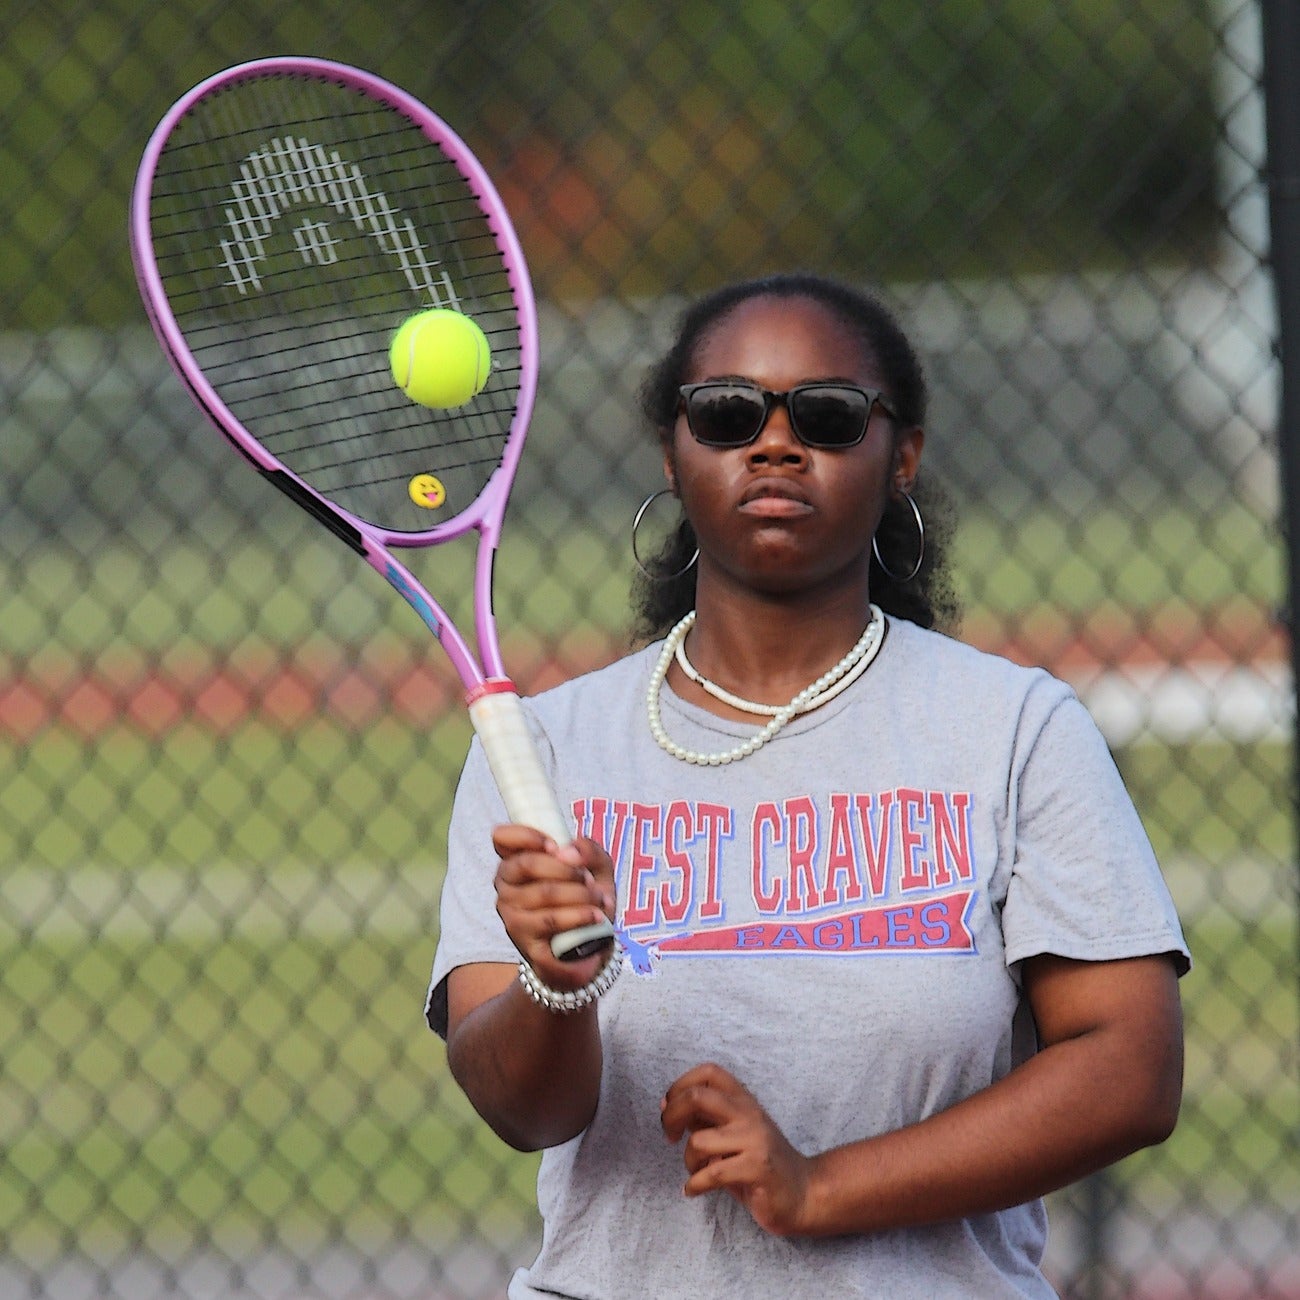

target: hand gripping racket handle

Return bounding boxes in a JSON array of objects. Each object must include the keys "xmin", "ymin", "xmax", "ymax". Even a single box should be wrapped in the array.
[{"xmin": 467, "ymin": 685, "xmax": 616, "ymax": 962}]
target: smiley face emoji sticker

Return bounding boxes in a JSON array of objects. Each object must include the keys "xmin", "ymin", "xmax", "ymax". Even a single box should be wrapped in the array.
[{"xmin": 408, "ymin": 474, "xmax": 446, "ymax": 509}]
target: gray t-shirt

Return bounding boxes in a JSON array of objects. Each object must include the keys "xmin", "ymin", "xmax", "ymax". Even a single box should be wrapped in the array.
[{"xmin": 427, "ymin": 619, "xmax": 1189, "ymax": 1299}]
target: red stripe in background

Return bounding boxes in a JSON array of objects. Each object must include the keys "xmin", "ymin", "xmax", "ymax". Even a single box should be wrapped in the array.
[{"xmin": 0, "ymin": 609, "xmax": 1283, "ymax": 741}]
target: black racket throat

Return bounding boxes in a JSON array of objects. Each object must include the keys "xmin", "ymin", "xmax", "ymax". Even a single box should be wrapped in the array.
[{"xmin": 263, "ymin": 468, "xmax": 366, "ymax": 555}]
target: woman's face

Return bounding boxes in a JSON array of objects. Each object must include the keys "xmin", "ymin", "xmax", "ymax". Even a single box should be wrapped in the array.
[{"xmin": 666, "ymin": 294, "xmax": 923, "ymax": 601}]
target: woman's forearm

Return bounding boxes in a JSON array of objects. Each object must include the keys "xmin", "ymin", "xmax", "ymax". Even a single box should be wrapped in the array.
[
  {"xmin": 446, "ymin": 963, "xmax": 604, "ymax": 1151},
  {"xmin": 799, "ymin": 955, "xmax": 1183, "ymax": 1236},
  {"xmin": 802, "ymin": 1020, "xmax": 1179, "ymax": 1234}
]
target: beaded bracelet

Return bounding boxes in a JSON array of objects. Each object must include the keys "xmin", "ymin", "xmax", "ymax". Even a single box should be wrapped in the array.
[{"xmin": 517, "ymin": 947, "xmax": 624, "ymax": 1014}]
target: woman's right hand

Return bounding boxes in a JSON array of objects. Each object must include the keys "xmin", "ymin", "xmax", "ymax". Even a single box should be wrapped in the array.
[{"xmin": 492, "ymin": 825, "xmax": 617, "ymax": 987}]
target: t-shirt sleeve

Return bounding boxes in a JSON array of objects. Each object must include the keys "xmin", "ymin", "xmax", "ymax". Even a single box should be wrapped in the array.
[
  {"xmin": 1001, "ymin": 688, "xmax": 1190, "ymax": 977},
  {"xmin": 424, "ymin": 737, "xmax": 522, "ymax": 1039}
]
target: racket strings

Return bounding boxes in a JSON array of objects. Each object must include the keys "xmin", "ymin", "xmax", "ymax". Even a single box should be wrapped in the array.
[{"xmin": 145, "ymin": 71, "xmax": 529, "ymax": 532}]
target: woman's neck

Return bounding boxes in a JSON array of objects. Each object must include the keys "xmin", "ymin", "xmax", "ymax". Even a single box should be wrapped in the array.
[{"xmin": 666, "ymin": 580, "xmax": 876, "ymax": 719}]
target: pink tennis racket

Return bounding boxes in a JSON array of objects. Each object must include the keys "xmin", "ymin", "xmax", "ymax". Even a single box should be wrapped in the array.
[{"xmin": 130, "ymin": 56, "xmax": 614, "ymax": 962}]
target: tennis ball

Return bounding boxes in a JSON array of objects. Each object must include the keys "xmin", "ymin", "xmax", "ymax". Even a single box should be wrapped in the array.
[{"xmin": 389, "ymin": 309, "xmax": 491, "ymax": 408}]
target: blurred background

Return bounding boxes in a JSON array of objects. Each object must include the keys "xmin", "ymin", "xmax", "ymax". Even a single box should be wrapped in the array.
[{"xmin": 1, "ymin": 0, "xmax": 1296, "ymax": 1296}]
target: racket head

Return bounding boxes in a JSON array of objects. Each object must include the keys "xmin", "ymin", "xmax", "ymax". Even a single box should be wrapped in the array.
[{"xmin": 129, "ymin": 56, "xmax": 538, "ymax": 546}]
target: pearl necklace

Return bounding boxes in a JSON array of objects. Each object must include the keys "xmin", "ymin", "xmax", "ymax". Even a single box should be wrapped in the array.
[
  {"xmin": 646, "ymin": 605, "xmax": 885, "ymax": 766},
  {"xmin": 675, "ymin": 623, "xmax": 881, "ymax": 716}
]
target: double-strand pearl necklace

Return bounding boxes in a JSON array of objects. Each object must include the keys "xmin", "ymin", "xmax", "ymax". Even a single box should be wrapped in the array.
[{"xmin": 646, "ymin": 605, "xmax": 885, "ymax": 766}]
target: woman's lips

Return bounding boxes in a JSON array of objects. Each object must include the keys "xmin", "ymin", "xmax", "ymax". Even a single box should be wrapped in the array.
[{"xmin": 738, "ymin": 482, "xmax": 813, "ymax": 518}]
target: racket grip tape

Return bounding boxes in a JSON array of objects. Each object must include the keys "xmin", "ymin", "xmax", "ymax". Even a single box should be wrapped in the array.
[{"xmin": 467, "ymin": 685, "xmax": 615, "ymax": 962}]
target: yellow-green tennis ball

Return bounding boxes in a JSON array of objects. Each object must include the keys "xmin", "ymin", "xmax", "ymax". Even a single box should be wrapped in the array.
[{"xmin": 389, "ymin": 309, "xmax": 491, "ymax": 408}]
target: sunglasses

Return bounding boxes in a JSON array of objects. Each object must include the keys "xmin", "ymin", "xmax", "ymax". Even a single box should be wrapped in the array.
[{"xmin": 678, "ymin": 381, "xmax": 898, "ymax": 450}]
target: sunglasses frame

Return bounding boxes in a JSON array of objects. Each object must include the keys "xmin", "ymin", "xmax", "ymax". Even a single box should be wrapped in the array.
[{"xmin": 677, "ymin": 380, "xmax": 898, "ymax": 451}]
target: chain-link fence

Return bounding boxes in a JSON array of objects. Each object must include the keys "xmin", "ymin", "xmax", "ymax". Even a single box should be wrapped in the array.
[{"xmin": 2, "ymin": 1, "xmax": 1296, "ymax": 1296}]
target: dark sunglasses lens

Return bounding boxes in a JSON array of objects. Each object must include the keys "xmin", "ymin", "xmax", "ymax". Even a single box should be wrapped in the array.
[
  {"xmin": 790, "ymin": 387, "xmax": 871, "ymax": 447},
  {"xmin": 688, "ymin": 387, "xmax": 767, "ymax": 446}
]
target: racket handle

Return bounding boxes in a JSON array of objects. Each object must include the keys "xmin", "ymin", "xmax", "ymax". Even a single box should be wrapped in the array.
[
  {"xmin": 468, "ymin": 686, "xmax": 571, "ymax": 843},
  {"xmin": 468, "ymin": 686, "xmax": 615, "ymax": 962}
]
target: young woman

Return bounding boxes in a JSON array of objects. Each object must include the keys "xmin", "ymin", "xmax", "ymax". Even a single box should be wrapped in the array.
[{"xmin": 425, "ymin": 273, "xmax": 1188, "ymax": 1299}]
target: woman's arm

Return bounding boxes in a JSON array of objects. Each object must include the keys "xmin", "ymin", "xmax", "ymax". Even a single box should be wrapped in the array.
[
  {"xmin": 444, "ymin": 827, "xmax": 617, "ymax": 1152},
  {"xmin": 445, "ymin": 961, "xmax": 603, "ymax": 1150},
  {"xmin": 660, "ymin": 952, "xmax": 1183, "ymax": 1236}
]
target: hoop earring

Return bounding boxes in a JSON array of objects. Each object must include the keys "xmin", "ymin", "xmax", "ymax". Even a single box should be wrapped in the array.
[
  {"xmin": 872, "ymin": 491, "xmax": 925, "ymax": 584},
  {"xmin": 631, "ymin": 490, "xmax": 699, "ymax": 581}
]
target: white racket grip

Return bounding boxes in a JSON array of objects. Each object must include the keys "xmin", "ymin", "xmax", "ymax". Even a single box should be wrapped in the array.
[
  {"xmin": 467, "ymin": 685, "xmax": 616, "ymax": 962},
  {"xmin": 468, "ymin": 688, "xmax": 572, "ymax": 845}
]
